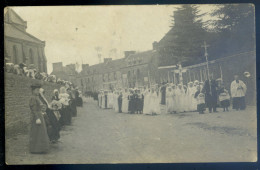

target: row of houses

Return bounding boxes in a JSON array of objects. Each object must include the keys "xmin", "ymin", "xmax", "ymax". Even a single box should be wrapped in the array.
[
  {"xmin": 51, "ymin": 49, "xmax": 256, "ymax": 105},
  {"xmin": 51, "ymin": 47, "xmax": 161, "ymax": 93}
]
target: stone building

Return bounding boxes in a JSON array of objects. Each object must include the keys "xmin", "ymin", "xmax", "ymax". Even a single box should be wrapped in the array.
[
  {"xmin": 4, "ymin": 8, "xmax": 47, "ymax": 72},
  {"xmin": 121, "ymin": 50, "xmax": 160, "ymax": 88},
  {"xmin": 51, "ymin": 62, "xmax": 78, "ymax": 85},
  {"xmin": 77, "ymin": 48, "xmax": 161, "ymax": 94}
]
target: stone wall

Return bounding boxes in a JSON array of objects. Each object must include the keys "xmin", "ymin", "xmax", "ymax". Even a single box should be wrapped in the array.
[{"xmin": 5, "ymin": 73, "xmax": 61, "ymax": 138}]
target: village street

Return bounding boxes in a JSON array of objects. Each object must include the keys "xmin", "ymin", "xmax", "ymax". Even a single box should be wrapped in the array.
[{"xmin": 6, "ymin": 100, "xmax": 257, "ymax": 164}]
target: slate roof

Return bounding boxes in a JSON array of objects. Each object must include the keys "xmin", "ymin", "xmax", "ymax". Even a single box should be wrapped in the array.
[
  {"xmin": 4, "ymin": 23, "xmax": 45, "ymax": 45},
  {"xmin": 4, "ymin": 8, "xmax": 45, "ymax": 45}
]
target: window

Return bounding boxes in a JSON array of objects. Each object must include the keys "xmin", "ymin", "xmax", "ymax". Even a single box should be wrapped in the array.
[
  {"xmin": 128, "ymin": 71, "xmax": 131, "ymax": 78},
  {"xmin": 42, "ymin": 61, "xmax": 46, "ymax": 72},
  {"xmin": 13, "ymin": 45, "xmax": 18, "ymax": 64},
  {"xmin": 29, "ymin": 49, "xmax": 34, "ymax": 64},
  {"xmin": 137, "ymin": 69, "xmax": 140, "ymax": 78},
  {"xmin": 38, "ymin": 56, "xmax": 42, "ymax": 72},
  {"xmin": 114, "ymin": 72, "xmax": 117, "ymax": 80}
]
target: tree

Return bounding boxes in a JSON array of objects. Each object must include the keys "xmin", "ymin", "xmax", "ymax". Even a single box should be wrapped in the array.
[
  {"xmin": 158, "ymin": 5, "xmax": 208, "ymax": 66},
  {"xmin": 209, "ymin": 4, "xmax": 255, "ymax": 57}
]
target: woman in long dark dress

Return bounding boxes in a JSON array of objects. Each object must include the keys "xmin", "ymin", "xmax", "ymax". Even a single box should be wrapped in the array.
[
  {"xmin": 39, "ymin": 88, "xmax": 60, "ymax": 143},
  {"xmin": 59, "ymin": 87, "xmax": 71, "ymax": 125},
  {"xmin": 29, "ymin": 83, "xmax": 49, "ymax": 153},
  {"xmin": 68, "ymin": 89, "xmax": 77, "ymax": 117}
]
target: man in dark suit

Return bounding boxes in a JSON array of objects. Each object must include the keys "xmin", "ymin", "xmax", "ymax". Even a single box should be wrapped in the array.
[{"xmin": 202, "ymin": 73, "xmax": 218, "ymax": 113}]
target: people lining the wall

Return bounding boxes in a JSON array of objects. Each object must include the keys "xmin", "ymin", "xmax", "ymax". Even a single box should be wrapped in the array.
[{"xmin": 29, "ymin": 81, "xmax": 83, "ymax": 154}]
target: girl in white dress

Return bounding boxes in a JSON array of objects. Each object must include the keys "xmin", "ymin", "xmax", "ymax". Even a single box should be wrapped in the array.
[
  {"xmin": 175, "ymin": 84, "xmax": 185, "ymax": 113},
  {"xmin": 122, "ymin": 89, "xmax": 129, "ymax": 113},
  {"xmin": 112, "ymin": 91, "xmax": 117, "ymax": 110},
  {"xmin": 108, "ymin": 91, "xmax": 113, "ymax": 109},
  {"xmin": 154, "ymin": 87, "xmax": 161, "ymax": 114},
  {"xmin": 150, "ymin": 88, "xmax": 156, "ymax": 114},
  {"xmin": 101, "ymin": 92, "xmax": 106, "ymax": 109},
  {"xmin": 190, "ymin": 82, "xmax": 198, "ymax": 111},
  {"xmin": 166, "ymin": 87, "xmax": 173, "ymax": 113},
  {"xmin": 143, "ymin": 88, "xmax": 151, "ymax": 114},
  {"xmin": 186, "ymin": 82, "xmax": 193, "ymax": 111},
  {"xmin": 171, "ymin": 84, "xmax": 177, "ymax": 113},
  {"xmin": 114, "ymin": 91, "xmax": 119, "ymax": 112}
]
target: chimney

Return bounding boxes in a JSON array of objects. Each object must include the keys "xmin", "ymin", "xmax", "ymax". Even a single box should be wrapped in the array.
[
  {"xmin": 104, "ymin": 58, "xmax": 112, "ymax": 63},
  {"xmin": 124, "ymin": 51, "xmax": 136, "ymax": 58},
  {"xmin": 153, "ymin": 41, "xmax": 158, "ymax": 50},
  {"xmin": 82, "ymin": 64, "xmax": 89, "ymax": 70},
  {"xmin": 52, "ymin": 62, "xmax": 63, "ymax": 72}
]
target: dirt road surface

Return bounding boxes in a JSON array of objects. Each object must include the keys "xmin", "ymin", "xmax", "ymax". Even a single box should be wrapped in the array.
[{"xmin": 6, "ymin": 101, "xmax": 257, "ymax": 164}]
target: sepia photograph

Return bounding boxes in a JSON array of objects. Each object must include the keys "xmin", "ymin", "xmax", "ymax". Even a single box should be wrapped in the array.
[{"xmin": 4, "ymin": 4, "xmax": 256, "ymax": 164}]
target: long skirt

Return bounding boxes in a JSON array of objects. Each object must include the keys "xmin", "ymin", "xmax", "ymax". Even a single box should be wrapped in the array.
[
  {"xmin": 128, "ymin": 99, "xmax": 135, "ymax": 113},
  {"xmin": 197, "ymin": 103, "xmax": 206, "ymax": 113},
  {"xmin": 46, "ymin": 109, "xmax": 60, "ymax": 141},
  {"xmin": 154, "ymin": 97, "xmax": 161, "ymax": 114},
  {"xmin": 70, "ymin": 99, "xmax": 77, "ymax": 117},
  {"xmin": 101, "ymin": 96, "xmax": 106, "ymax": 109},
  {"xmin": 115, "ymin": 98, "xmax": 119, "ymax": 112},
  {"xmin": 76, "ymin": 97, "xmax": 83, "ymax": 107},
  {"xmin": 59, "ymin": 106, "xmax": 72, "ymax": 126},
  {"xmin": 220, "ymin": 99, "xmax": 230, "ymax": 108},
  {"xmin": 118, "ymin": 99, "xmax": 122, "ymax": 113},
  {"xmin": 191, "ymin": 97, "xmax": 197, "ymax": 111},
  {"xmin": 232, "ymin": 97, "xmax": 246, "ymax": 110},
  {"xmin": 136, "ymin": 98, "xmax": 143, "ymax": 113},
  {"xmin": 122, "ymin": 97, "xmax": 129, "ymax": 113},
  {"xmin": 143, "ymin": 96, "xmax": 150, "ymax": 114},
  {"xmin": 29, "ymin": 113, "xmax": 49, "ymax": 153},
  {"xmin": 166, "ymin": 97, "xmax": 173, "ymax": 113}
]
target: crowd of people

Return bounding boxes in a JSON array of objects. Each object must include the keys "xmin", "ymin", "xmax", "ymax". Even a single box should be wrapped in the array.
[
  {"xmin": 27, "ymin": 72, "xmax": 247, "ymax": 154},
  {"xmin": 5, "ymin": 62, "xmax": 71, "ymax": 86},
  {"xmin": 28, "ymin": 82, "xmax": 83, "ymax": 154},
  {"xmin": 97, "ymin": 74, "xmax": 247, "ymax": 115}
]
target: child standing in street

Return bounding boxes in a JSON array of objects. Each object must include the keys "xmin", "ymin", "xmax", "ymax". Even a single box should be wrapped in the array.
[
  {"xmin": 194, "ymin": 85, "xmax": 206, "ymax": 114},
  {"xmin": 219, "ymin": 84, "xmax": 231, "ymax": 112}
]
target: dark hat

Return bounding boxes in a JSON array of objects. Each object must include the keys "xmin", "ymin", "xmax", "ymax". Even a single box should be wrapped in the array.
[
  {"xmin": 30, "ymin": 82, "xmax": 42, "ymax": 89},
  {"xmin": 19, "ymin": 63, "xmax": 26, "ymax": 67}
]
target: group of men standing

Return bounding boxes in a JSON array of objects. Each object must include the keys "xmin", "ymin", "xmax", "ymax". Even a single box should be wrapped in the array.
[
  {"xmin": 96, "ymin": 74, "xmax": 247, "ymax": 115},
  {"xmin": 202, "ymin": 74, "xmax": 247, "ymax": 113}
]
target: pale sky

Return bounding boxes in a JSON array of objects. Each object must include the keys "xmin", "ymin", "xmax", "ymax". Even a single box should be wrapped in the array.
[{"xmin": 12, "ymin": 5, "xmax": 217, "ymax": 74}]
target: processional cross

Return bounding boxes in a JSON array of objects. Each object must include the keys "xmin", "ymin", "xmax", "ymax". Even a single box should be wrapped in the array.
[
  {"xmin": 201, "ymin": 41, "xmax": 212, "ymax": 94},
  {"xmin": 201, "ymin": 41, "xmax": 210, "ymax": 79}
]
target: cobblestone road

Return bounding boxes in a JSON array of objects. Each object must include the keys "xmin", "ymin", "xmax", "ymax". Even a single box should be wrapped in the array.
[{"xmin": 6, "ymin": 101, "xmax": 257, "ymax": 164}]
